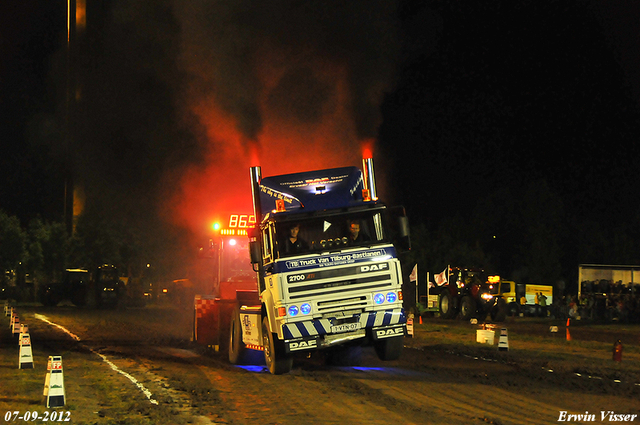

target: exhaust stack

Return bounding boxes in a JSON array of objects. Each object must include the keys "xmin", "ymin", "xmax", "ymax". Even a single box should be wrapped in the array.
[
  {"xmin": 362, "ymin": 157, "xmax": 378, "ymax": 201},
  {"xmin": 250, "ymin": 166, "xmax": 262, "ymax": 221}
]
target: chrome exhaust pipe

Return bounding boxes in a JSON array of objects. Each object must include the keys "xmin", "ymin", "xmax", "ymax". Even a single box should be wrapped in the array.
[
  {"xmin": 362, "ymin": 157, "xmax": 378, "ymax": 201},
  {"xmin": 250, "ymin": 166, "xmax": 262, "ymax": 221}
]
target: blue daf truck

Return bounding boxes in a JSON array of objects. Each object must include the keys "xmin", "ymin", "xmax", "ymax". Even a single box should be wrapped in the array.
[{"xmin": 205, "ymin": 158, "xmax": 410, "ymax": 374}]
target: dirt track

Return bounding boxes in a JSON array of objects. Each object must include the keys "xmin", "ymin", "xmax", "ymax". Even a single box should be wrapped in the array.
[{"xmin": 1, "ymin": 305, "xmax": 638, "ymax": 424}]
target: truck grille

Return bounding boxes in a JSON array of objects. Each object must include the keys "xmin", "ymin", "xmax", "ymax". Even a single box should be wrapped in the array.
[{"xmin": 285, "ymin": 261, "xmax": 393, "ymax": 309}]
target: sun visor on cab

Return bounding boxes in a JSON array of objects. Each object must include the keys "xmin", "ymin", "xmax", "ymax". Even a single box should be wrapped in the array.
[{"xmin": 257, "ymin": 166, "xmax": 365, "ymax": 217}]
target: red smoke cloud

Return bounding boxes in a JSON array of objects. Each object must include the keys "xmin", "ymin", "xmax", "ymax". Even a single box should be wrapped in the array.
[
  {"xmin": 166, "ymin": 3, "xmax": 399, "ymax": 239},
  {"xmin": 169, "ymin": 57, "xmax": 368, "ymax": 236}
]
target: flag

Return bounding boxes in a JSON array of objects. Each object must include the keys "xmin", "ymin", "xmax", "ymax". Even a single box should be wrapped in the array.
[
  {"xmin": 409, "ymin": 264, "xmax": 418, "ymax": 282},
  {"xmin": 434, "ymin": 267, "xmax": 448, "ymax": 286}
]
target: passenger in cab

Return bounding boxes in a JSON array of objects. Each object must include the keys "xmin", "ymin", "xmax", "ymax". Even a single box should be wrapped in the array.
[{"xmin": 347, "ymin": 221, "xmax": 370, "ymax": 245}]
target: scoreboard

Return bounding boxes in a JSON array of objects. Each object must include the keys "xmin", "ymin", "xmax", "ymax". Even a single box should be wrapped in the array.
[{"xmin": 218, "ymin": 214, "xmax": 255, "ymax": 236}]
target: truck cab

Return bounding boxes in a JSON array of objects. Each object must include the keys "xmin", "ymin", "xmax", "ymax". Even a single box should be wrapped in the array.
[{"xmin": 237, "ymin": 159, "xmax": 410, "ymax": 374}]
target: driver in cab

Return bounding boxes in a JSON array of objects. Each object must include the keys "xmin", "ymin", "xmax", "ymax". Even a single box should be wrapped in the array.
[{"xmin": 283, "ymin": 223, "xmax": 308, "ymax": 253}]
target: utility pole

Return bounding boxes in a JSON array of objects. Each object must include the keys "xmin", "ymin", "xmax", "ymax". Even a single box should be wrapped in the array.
[{"xmin": 64, "ymin": 0, "xmax": 77, "ymax": 235}]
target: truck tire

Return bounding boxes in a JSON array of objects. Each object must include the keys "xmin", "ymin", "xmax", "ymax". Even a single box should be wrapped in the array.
[
  {"xmin": 374, "ymin": 336, "xmax": 403, "ymax": 361},
  {"xmin": 439, "ymin": 291, "xmax": 456, "ymax": 319},
  {"xmin": 262, "ymin": 316, "xmax": 292, "ymax": 374},
  {"xmin": 460, "ymin": 296, "xmax": 476, "ymax": 321},
  {"xmin": 229, "ymin": 308, "xmax": 249, "ymax": 365},
  {"xmin": 491, "ymin": 298, "xmax": 507, "ymax": 322}
]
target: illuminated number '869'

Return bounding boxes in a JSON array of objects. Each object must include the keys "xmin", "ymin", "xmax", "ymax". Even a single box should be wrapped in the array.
[{"xmin": 228, "ymin": 214, "xmax": 255, "ymax": 228}]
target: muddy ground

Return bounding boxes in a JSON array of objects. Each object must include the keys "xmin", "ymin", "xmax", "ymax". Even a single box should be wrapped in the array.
[{"xmin": 1, "ymin": 304, "xmax": 638, "ymax": 424}]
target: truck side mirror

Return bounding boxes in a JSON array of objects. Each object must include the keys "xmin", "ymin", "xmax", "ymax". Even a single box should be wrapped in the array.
[
  {"xmin": 386, "ymin": 206, "xmax": 411, "ymax": 252},
  {"xmin": 249, "ymin": 240, "xmax": 261, "ymax": 264},
  {"xmin": 397, "ymin": 215, "xmax": 411, "ymax": 251}
]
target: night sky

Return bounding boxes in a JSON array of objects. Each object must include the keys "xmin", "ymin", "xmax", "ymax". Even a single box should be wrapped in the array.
[{"xmin": 2, "ymin": 1, "xmax": 640, "ymax": 267}]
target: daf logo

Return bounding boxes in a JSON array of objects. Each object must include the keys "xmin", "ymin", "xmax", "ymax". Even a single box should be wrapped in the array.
[
  {"xmin": 376, "ymin": 327, "xmax": 404, "ymax": 338},
  {"xmin": 361, "ymin": 263, "xmax": 388, "ymax": 272},
  {"xmin": 289, "ymin": 340, "xmax": 317, "ymax": 351}
]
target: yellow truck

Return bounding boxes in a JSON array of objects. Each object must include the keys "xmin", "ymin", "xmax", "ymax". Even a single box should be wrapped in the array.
[{"xmin": 496, "ymin": 279, "xmax": 553, "ymax": 317}]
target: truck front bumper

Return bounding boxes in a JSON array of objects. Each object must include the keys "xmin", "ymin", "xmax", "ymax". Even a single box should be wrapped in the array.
[{"xmin": 282, "ymin": 308, "xmax": 405, "ymax": 353}]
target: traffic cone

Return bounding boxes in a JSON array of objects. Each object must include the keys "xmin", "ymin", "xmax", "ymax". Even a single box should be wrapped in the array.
[
  {"xmin": 19, "ymin": 331, "xmax": 34, "ymax": 369},
  {"xmin": 44, "ymin": 356, "xmax": 65, "ymax": 408},
  {"xmin": 613, "ymin": 339, "xmax": 623, "ymax": 362},
  {"xmin": 12, "ymin": 315, "xmax": 21, "ymax": 336},
  {"xmin": 498, "ymin": 328, "xmax": 509, "ymax": 351},
  {"xmin": 419, "ymin": 315, "xmax": 423, "ymax": 325},
  {"xmin": 43, "ymin": 357, "xmax": 51, "ymax": 396},
  {"xmin": 566, "ymin": 318, "xmax": 571, "ymax": 341}
]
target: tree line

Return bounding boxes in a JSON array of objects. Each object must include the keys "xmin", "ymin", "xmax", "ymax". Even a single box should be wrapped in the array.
[
  {"xmin": 402, "ymin": 178, "xmax": 640, "ymax": 295},
  {"xmin": 0, "ymin": 207, "xmax": 191, "ymax": 301}
]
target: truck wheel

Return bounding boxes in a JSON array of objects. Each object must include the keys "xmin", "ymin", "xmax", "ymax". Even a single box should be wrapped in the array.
[
  {"xmin": 460, "ymin": 296, "xmax": 476, "ymax": 321},
  {"xmin": 491, "ymin": 298, "xmax": 507, "ymax": 322},
  {"xmin": 439, "ymin": 292, "xmax": 456, "ymax": 319},
  {"xmin": 229, "ymin": 308, "xmax": 249, "ymax": 364},
  {"xmin": 262, "ymin": 317, "xmax": 292, "ymax": 374},
  {"xmin": 374, "ymin": 336, "xmax": 404, "ymax": 361}
]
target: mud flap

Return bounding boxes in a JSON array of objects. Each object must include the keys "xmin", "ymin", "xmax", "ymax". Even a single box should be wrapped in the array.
[
  {"xmin": 285, "ymin": 336, "xmax": 320, "ymax": 354},
  {"xmin": 372, "ymin": 324, "xmax": 406, "ymax": 340}
]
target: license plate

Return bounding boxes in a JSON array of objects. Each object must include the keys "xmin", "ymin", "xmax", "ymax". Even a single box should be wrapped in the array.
[{"xmin": 330, "ymin": 322, "xmax": 361, "ymax": 333}]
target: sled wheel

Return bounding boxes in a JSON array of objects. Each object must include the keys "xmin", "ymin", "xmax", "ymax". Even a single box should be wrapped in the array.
[{"xmin": 229, "ymin": 307, "xmax": 248, "ymax": 364}]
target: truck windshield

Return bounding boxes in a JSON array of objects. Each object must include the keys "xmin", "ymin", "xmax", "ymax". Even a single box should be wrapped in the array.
[{"xmin": 275, "ymin": 209, "xmax": 385, "ymax": 258}]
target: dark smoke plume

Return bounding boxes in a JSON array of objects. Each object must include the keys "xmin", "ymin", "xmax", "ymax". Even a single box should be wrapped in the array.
[{"xmin": 63, "ymin": 0, "xmax": 401, "ymax": 277}]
